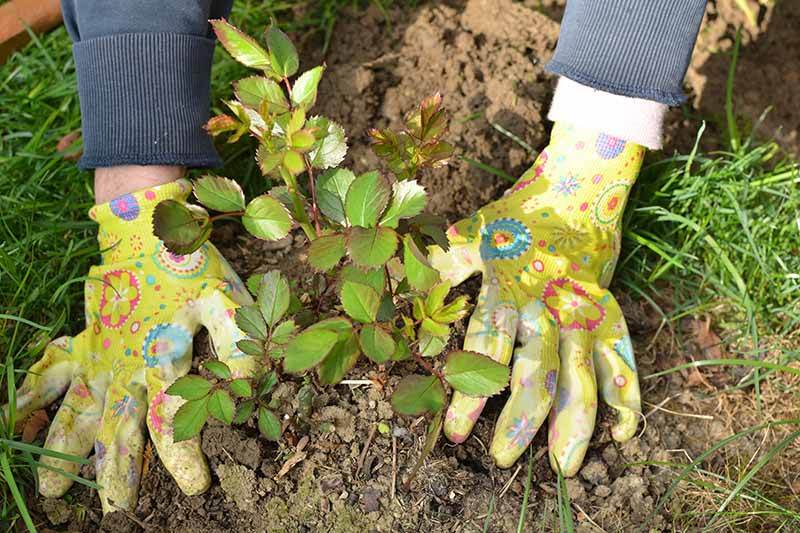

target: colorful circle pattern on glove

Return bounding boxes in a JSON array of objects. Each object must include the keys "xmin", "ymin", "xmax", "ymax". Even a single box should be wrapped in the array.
[
  {"xmin": 142, "ymin": 323, "xmax": 192, "ymax": 368},
  {"xmin": 152, "ymin": 243, "xmax": 209, "ymax": 279},
  {"xmin": 479, "ymin": 218, "xmax": 532, "ymax": 261},
  {"xmin": 595, "ymin": 133, "xmax": 626, "ymax": 159},
  {"xmin": 109, "ymin": 194, "xmax": 140, "ymax": 221},
  {"xmin": 591, "ymin": 181, "xmax": 630, "ymax": 229},
  {"xmin": 542, "ymin": 278, "xmax": 605, "ymax": 331},
  {"xmin": 99, "ymin": 270, "xmax": 141, "ymax": 329}
]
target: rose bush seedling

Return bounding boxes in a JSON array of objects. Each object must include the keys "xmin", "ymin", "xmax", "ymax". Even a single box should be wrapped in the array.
[{"xmin": 154, "ymin": 20, "xmax": 510, "ymax": 455}]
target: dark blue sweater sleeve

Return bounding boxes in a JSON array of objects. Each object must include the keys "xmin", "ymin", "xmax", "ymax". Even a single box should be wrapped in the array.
[
  {"xmin": 546, "ymin": 0, "xmax": 707, "ymax": 106},
  {"xmin": 62, "ymin": 0, "xmax": 233, "ymax": 170}
]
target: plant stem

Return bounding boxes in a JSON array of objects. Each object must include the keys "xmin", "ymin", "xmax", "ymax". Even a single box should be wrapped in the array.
[
  {"xmin": 303, "ymin": 156, "xmax": 322, "ymax": 235},
  {"xmin": 412, "ymin": 349, "xmax": 445, "ymax": 386},
  {"xmin": 283, "ymin": 77, "xmax": 292, "ymax": 99}
]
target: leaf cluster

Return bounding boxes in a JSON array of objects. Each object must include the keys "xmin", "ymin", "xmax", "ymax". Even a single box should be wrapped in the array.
[{"xmin": 157, "ymin": 21, "xmax": 510, "ymax": 450}]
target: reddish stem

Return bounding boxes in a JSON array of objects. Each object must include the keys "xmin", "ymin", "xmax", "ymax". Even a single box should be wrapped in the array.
[
  {"xmin": 412, "ymin": 349, "xmax": 445, "ymax": 387},
  {"xmin": 304, "ymin": 156, "xmax": 322, "ymax": 236}
]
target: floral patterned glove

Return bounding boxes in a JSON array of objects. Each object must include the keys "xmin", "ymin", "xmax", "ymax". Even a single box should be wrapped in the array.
[
  {"xmin": 10, "ymin": 180, "xmax": 252, "ymax": 512},
  {"xmin": 430, "ymin": 122, "xmax": 644, "ymax": 475}
]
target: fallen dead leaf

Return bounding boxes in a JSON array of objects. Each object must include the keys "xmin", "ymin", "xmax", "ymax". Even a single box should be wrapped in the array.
[
  {"xmin": 275, "ymin": 435, "xmax": 309, "ymax": 479},
  {"xmin": 22, "ymin": 409, "xmax": 49, "ymax": 443},
  {"xmin": 693, "ymin": 316, "xmax": 723, "ymax": 359},
  {"xmin": 141, "ymin": 441, "xmax": 155, "ymax": 478}
]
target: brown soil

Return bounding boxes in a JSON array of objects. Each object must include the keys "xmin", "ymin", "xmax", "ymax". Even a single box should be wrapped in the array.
[{"xmin": 29, "ymin": 0, "xmax": 800, "ymax": 532}]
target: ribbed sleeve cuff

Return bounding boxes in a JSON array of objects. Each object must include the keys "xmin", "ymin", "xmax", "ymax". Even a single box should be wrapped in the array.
[
  {"xmin": 73, "ymin": 33, "xmax": 221, "ymax": 170},
  {"xmin": 545, "ymin": 0, "xmax": 707, "ymax": 106}
]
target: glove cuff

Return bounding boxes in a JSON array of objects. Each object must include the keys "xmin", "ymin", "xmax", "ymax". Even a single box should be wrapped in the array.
[
  {"xmin": 548, "ymin": 77, "xmax": 666, "ymax": 150},
  {"xmin": 89, "ymin": 179, "xmax": 192, "ymax": 261}
]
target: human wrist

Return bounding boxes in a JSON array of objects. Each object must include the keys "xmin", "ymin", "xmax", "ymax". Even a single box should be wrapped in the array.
[{"xmin": 94, "ymin": 166, "xmax": 185, "ymax": 204}]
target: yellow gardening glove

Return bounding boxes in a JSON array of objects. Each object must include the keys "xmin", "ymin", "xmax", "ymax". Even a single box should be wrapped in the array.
[
  {"xmin": 430, "ymin": 122, "xmax": 643, "ymax": 475},
  {"xmin": 9, "ymin": 179, "xmax": 253, "ymax": 513}
]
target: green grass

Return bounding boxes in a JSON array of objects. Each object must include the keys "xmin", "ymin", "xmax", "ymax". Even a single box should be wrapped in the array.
[{"xmin": 1, "ymin": 2, "xmax": 799, "ymax": 532}]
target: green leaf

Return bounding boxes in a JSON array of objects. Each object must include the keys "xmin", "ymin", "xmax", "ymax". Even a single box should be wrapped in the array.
[
  {"xmin": 318, "ymin": 331, "xmax": 361, "ymax": 385},
  {"xmin": 409, "ymin": 213, "xmax": 450, "ymax": 252},
  {"xmin": 380, "ymin": 180, "xmax": 427, "ymax": 228},
  {"xmin": 391, "ymin": 375, "xmax": 446, "ymax": 416},
  {"xmin": 432, "ymin": 295, "xmax": 470, "ymax": 324},
  {"xmin": 403, "ymin": 236, "xmax": 439, "ymax": 291},
  {"xmin": 347, "ymin": 226, "xmax": 398, "ymax": 268},
  {"xmin": 205, "ymin": 114, "xmax": 240, "ymax": 137},
  {"xmin": 233, "ymin": 399, "xmax": 256, "ymax": 424},
  {"xmin": 291, "ymin": 130, "xmax": 316, "ymax": 151},
  {"xmin": 391, "ymin": 337, "xmax": 412, "ymax": 361},
  {"xmin": 443, "ymin": 351, "xmax": 510, "ymax": 397},
  {"xmin": 258, "ymin": 270, "xmax": 290, "ymax": 327},
  {"xmin": 307, "ymin": 316, "xmax": 354, "ymax": 334},
  {"xmin": 283, "ymin": 328, "xmax": 338, "ymax": 373},
  {"xmin": 172, "ymin": 397, "xmax": 209, "ymax": 442},
  {"xmin": 419, "ymin": 332, "xmax": 448, "ymax": 357},
  {"xmin": 258, "ymin": 371, "xmax": 278, "ymax": 397},
  {"xmin": 235, "ymin": 305, "xmax": 268, "ymax": 341},
  {"xmin": 340, "ymin": 281, "xmax": 380, "ymax": 323},
  {"xmin": 211, "ymin": 19, "xmax": 272, "ymax": 70},
  {"xmin": 425, "ymin": 281, "xmax": 452, "ymax": 315},
  {"xmin": 308, "ymin": 233, "xmax": 346, "ymax": 271},
  {"xmin": 340, "ymin": 265, "xmax": 385, "ymax": 295},
  {"xmin": 291, "ymin": 66, "xmax": 324, "ymax": 110},
  {"xmin": 258, "ymin": 406, "xmax": 282, "ymax": 441},
  {"xmin": 265, "ymin": 25, "xmax": 299, "ymax": 77},
  {"xmin": 359, "ymin": 324, "xmax": 395, "ymax": 364},
  {"xmin": 208, "ymin": 389, "xmax": 235, "ymax": 424},
  {"xmin": 344, "ymin": 171, "xmax": 391, "ymax": 227},
  {"xmin": 152, "ymin": 200, "xmax": 211, "ymax": 255},
  {"xmin": 203, "ymin": 360, "xmax": 232, "ymax": 380},
  {"xmin": 272, "ymin": 319, "xmax": 297, "ymax": 344},
  {"xmin": 317, "ymin": 168, "xmax": 356, "ymax": 224},
  {"xmin": 286, "ymin": 108, "xmax": 306, "ymax": 135},
  {"xmin": 237, "ymin": 338, "xmax": 264, "ymax": 356},
  {"xmin": 246, "ymin": 273, "xmax": 263, "ymax": 296},
  {"xmin": 307, "ymin": 118, "xmax": 347, "ymax": 170},
  {"xmin": 242, "ymin": 195, "xmax": 292, "ymax": 241},
  {"xmin": 234, "ymin": 76, "xmax": 288, "ymax": 111},
  {"xmin": 166, "ymin": 375, "xmax": 213, "ymax": 401},
  {"xmin": 420, "ymin": 317, "xmax": 449, "ymax": 337},
  {"xmin": 229, "ymin": 379, "xmax": 253, "ymax": 398},
  {"xmin": 193, "ymin": 176, "xmax": 245, "ymax": 213},
  {"xmin": 282, "ymin": 149, "xmax": 306, "ymax": 175},
  {"xmin": 376, "ymin": 293, "xmax": 396, "ymax": 322}
]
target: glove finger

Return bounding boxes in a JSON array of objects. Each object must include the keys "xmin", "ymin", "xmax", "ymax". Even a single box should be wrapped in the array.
[
  {"xmin": 593, "ymin": 294, "xmax": 640, "ymax": 442},
  {"xmin": 199, "ymin": 290, "xmax": 255, "ymax": 378},
  {"xmin": 207, "ymin": 243, "xmax": 254, "ymax": 307},
  {"xmin": 37, "ymin": 373, "xmax": 105, "ymax": 498},
  {"xmin": 547, "ymin": 329, "xmax": 597, "ymax": 477},
  {"xmin": 427, "ymin": 216, "xmax": 485, "ymax": 286},
  {"xmin": 145, "ymin": 369, "xmax": 210, "ymax": 496},
  {"xmin": 444, "ymin": 282, "xmax": 517, "ymax": 443},
  {"xmin": 95, "ymin": 374, "xmax": 147, "ymax": 513},
  {"xmin": 490, "ymin": 301, "xmax": 558, "ymax": 468},
  {"xmin": 11, "ymin": 336, "xmax": 79, "ymax": 421}
]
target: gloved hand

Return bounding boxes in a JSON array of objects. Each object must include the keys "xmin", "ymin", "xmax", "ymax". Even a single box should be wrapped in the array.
[
  {"xmin": 431, "ymin": 122, "xmax": 643, "ymax": 475},
  {"xmin": 9, "ymin": 180, "xmax": 253, "ymax": 512}
]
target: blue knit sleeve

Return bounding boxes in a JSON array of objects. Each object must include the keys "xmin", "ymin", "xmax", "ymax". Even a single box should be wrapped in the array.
[
  {"xmin": 62, "ymin": 0, "xmax": 233, "ymax": 170},
  {"xmin": 546, "ymin": 0, "xmax": 707, "ymax": 106}
]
